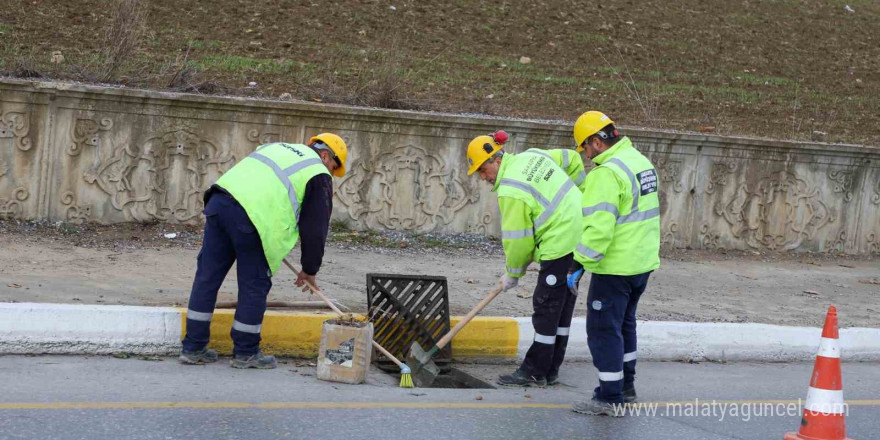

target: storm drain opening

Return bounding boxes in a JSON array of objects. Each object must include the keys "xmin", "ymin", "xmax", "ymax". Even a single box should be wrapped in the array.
[
  {"xmin": 365, "ymin": 273, "xmax": 496, "ymax": 389},
  {"xmin": 383, "ymin": 367, "xmax": 496, "ymax": 389},
  {"xmin": 366, "ymin": 273, "xmax": 452, "ymax": 373},
  {"xmin": 427, "ymin": 367, "xmax": 497, "ymax": 389}
]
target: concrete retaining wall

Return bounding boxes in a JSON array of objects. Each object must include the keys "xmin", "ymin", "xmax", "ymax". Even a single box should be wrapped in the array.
[{"xmin": 2, "ymin": 79, "xmax": 879, "ymax": 253}]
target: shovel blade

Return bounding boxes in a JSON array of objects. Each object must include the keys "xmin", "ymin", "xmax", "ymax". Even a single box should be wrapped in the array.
[{"xmin": 406, "ymin": 341, "xmax": 440, "ymax": 388}]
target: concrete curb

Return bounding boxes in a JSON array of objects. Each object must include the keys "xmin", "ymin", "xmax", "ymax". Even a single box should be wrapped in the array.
[
  {"xmin": 2, "ymin": 303, "xmax": 879, "ymax": 361},
  {"xmin": 517, "ymin": 318, "xmax": 880, "ymax": 362},
  {"xmin": 0, "ymin": 303, "xmax": 181, "ymax": 355}
]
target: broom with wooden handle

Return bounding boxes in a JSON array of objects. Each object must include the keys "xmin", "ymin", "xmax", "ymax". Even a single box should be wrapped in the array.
[{"xmin": 282, "ymin": 258, "xmax": 413, "ymax": 388}]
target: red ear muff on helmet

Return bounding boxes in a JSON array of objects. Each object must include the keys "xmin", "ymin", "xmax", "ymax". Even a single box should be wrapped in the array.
[{"xmin": 492, "ymin": 130, "xmax": 509, "ymax": 145}]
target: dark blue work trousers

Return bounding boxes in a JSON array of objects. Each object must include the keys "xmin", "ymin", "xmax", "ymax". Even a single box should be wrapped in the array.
[
  {"xmin": 586, "ymin": 271, "xmax": 651, "ymax": 404},
  {"xmin": 520, "ymin": 253, "xmax": 577, "ymax": 378},
  {"xmin": 181, "ymin": 193, "xmax": 272, "ymax": 356}
]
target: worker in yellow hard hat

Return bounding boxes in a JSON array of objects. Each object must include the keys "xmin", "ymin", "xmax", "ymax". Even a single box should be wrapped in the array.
[
  {"xmin": 180, "ymin": 133, "xmax": 348, "ymax": 370},
  {"xmin": 567, "ymin": 111, "xmax": 660, "ymax": 416},
  {"xmin": 467, "ymin": 130, "xmax": 582, "ymax": 387}
]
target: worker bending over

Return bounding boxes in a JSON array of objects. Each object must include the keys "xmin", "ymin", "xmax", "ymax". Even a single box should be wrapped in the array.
[
  {"xmin": 467, "ymin": 131, "xmax": 582, "ymax": 387},
  {"xmin": 180, "ymin": 134, "xmax": 349, "ymax": 369}
]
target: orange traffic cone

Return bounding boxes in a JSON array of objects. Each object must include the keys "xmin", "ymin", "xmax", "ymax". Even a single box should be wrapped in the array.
[{"xmin": 785, "ymin": 306, "xmax": 853, "ymax": 440}]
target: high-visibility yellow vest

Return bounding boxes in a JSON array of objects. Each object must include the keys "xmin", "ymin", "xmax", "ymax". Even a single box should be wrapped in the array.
[
  {"xmin": 524, "ymin": 148, "xmax": 588, "ymax": 193},
  {"xmin": 215, "ymin": 143, "xmax": 330, "ymax": 275},
  {"xmin": 493, "ymin": 150, "xmax": 582, "ymax": 277},
  {"xmin": 574, "ymin": 137, "xmax": 660, "ymax": 275}
]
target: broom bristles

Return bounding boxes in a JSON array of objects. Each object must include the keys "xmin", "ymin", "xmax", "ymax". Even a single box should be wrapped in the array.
[
  {"xmin": 400, "ymin": 373, "xmax": 413, "ymax": 388},
  {"xmin": 399, "ymin": 364, "xmax": 414, "ymax": 388}
]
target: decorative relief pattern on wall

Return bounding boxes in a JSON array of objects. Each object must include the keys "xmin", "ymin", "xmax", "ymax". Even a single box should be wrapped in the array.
[
  {"xmin": 247, "ymin": 129, "xmax": 281, "ymax": 146},
  {"xmin": 83, "ymin": 129, "xmax": 236, "ymax": 222},
  {"xmin": 713, "ymin": 170, "xmax": 834, "ymax": 251},
  {"xmin": 661, "ymin": 221, "xmax": 679, "ymax": 247},
  {"xmin": 706, "ymin": 160, "xmax": 737, "ymax": 194},
  {"xmin": 61, "ymin": 191, "xmax": 91, "ymax": 223},
  {"xmin": 653, "ymin": 157, "xmax": 684, "ymax": 234},
  {"xmin": 334, "ymin": 144, "xmax": 482, "ymax": 232},
  {"xmin": 873, "ymin": 177, "xmax": 880, "ymax": 205},
  {"xmin": 699, "ymin": 224, "xmax": 723, "ymax": 250},
  {"xmin": 471, "ymin": 211, "xmax": 495, "ymax": 235},
  {"xmin": 0, "ymin": 160, "xmax": 7, "ymax": 178},
  {"xmin": 827, "ymin": 169, "xmax": 855, "ymax": 203},
  {"xmin": 0, "ymin": 187, "xmax": 29, "ymax": 219},
  {"xmin": 653, "ymin": 158, "xmax": 685, "ymax": 193},
  {"xmin": 0, "ymin": 111, "xmax": 31, "ymax": 151},
  {"xmin": 825, "ymin": 231, "xmax": 847, "ymax": 254},
  {"xmin": 68, "ymin": 118, "xmax": 113, "ymax": 156},
  {"xmin": 868, "ymin": 233, "xmax": 880, "ymax": 254}
]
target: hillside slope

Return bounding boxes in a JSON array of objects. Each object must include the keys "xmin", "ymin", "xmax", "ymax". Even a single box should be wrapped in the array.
[{"xmin": 2, "ymin": 0, "xmax": 878, "ymax": 145}]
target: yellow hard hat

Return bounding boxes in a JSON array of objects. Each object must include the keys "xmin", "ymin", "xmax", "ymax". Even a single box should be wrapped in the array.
[
  {"xmin": 309, "ymin": 133, "xmax": 348, "ymax": 177},
  {"xmin": 466, "ymin": 131, "xmax": 508, "ymax": 175},
  {"xmin": 573, "ymin": 111, "xmax": 615, "ymax": 152}
]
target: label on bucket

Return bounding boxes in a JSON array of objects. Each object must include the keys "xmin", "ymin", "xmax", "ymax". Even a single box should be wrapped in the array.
[{"xmin": 323, "ymin": 337, "xmax": 356, "ymax": 368}]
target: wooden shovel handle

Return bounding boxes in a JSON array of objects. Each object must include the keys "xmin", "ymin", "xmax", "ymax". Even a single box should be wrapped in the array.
[
  {"xmin": 281, "ymin": 258, "xmax": 406, "ymax": 369},
  {"xmin": 434, "ymin": 282, "xmax": 504, "ymax": 350}
]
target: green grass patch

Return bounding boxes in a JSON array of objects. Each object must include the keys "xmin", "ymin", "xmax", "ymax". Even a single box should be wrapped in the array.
[
  {"xmin": 457, "ymin": 53, "xmax": 534, "ymax": 72},
  {"xmin": 0, "ymin": 23, "xmax": 12, "ymax": 34},
  {"xmin": 196, "ymin": 55, "xmax": 297, "ymax": 74},
  {"xmin": 574, "ymin": 33, "xmax": 608, "ymax": 43},
  {"xmin": 734, "ymin": 73, "xmax": 795, "ymax": 86},
  {"xmin": 189, "ymin": 40, "xmax": 222, "ymax": 50},
  {"xmin": 531, "ymin": 74, "xmax": 577, "ymax": 85}
]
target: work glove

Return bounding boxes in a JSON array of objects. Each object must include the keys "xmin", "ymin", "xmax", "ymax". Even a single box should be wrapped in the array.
[
  {"xmin": 567, "ymin": 261, "xmax": 584, "ymax": 295},
  {"xmin": 500, "ymin": 274, "xmax": 519, "ymax": 292}
]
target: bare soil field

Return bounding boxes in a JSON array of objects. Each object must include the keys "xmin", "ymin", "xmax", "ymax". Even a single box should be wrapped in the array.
[
  {"xmin": 2, "ymin": 0, "xmax": 879, "ymax": 145},
  {"xmin": 1, "ymin": 221, "xmax": 877, "ymax": 328}
]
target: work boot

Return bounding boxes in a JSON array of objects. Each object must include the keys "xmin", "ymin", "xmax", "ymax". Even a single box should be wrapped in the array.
[
  {"xmin": 591, "ymin": 387, "xmax": 637, "ymax": 404},
  {"xmin": 496, "ymin": 369, "xmax": 547, "ymax": 387},
  {"xmin": 623, "ymin": 386, "xmax": 637, "ymax": 404},
  {"xmin": 572, "ymin": 397, "xmax": 625, "ymax": 417},
  {"xmin": 179, "ymin": 348, "xmax": 218, "ymax": 365},
  {"xmin": 230, "ymin": 351, "xmax": 277, "ymax": 369}
]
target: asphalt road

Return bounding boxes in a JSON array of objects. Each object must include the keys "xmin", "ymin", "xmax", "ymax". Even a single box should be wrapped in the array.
[{"xmin": 0, "ymin": 356, "xmax": 877, "ymax": 439}]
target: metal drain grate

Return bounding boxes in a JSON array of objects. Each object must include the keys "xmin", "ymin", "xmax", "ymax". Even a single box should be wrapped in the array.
[{"xmin": 366, "ymin": 274, "xmax": 451, "ymax": 372}]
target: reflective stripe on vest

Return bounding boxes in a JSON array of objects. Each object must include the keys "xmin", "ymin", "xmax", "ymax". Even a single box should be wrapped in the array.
[
  {"xmin": 604, "ymin": 157, "xmax": 660, "ymax": 224},
  {"xmin": 507, "ymin": 264, "xmax": 528, "ymax": 275},
  {"xmin": 577, "ymin": 243, "xmax": 605, "ymax": 261},
  {"xmin": 534, "ymin": 179, "xmax": 575, "ymax": 229},
  {"xmin": 499, "ymin": 178, "xmax": 576, "ymax": 230},
  {"xmin": 583, "ymin": 202, "xmax": 619, "ymax": 218},
  {"xmin": 501, "ymin": 228, "xmax": 534, "ymax": 240},
  {"xmin": 526, "ymin": 149, "xmax": 583, "ymax": 189},
  {"xmin": 247, "ymin": 152, "xmax": 323, "ymax": 222},
  {"xmin": 529, "ymin": 149, "xmax": 553, "ymax": 162}
]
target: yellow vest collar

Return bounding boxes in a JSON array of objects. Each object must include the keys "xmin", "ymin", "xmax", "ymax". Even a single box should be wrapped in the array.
[{"xmin": 592, "ymin": 136, "xmax": 633, "ymax": 165}]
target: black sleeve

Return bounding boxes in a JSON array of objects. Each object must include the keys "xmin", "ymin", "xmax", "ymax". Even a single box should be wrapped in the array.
[{"xmin": 298, "ymin": 174, "xmax": 333, "ymax": 275}]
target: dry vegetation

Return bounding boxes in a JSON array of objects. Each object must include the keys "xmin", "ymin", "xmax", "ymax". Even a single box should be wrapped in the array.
[{"xmin": 2, "ymin": 0, "xmax": 879, "ymax": 145}]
